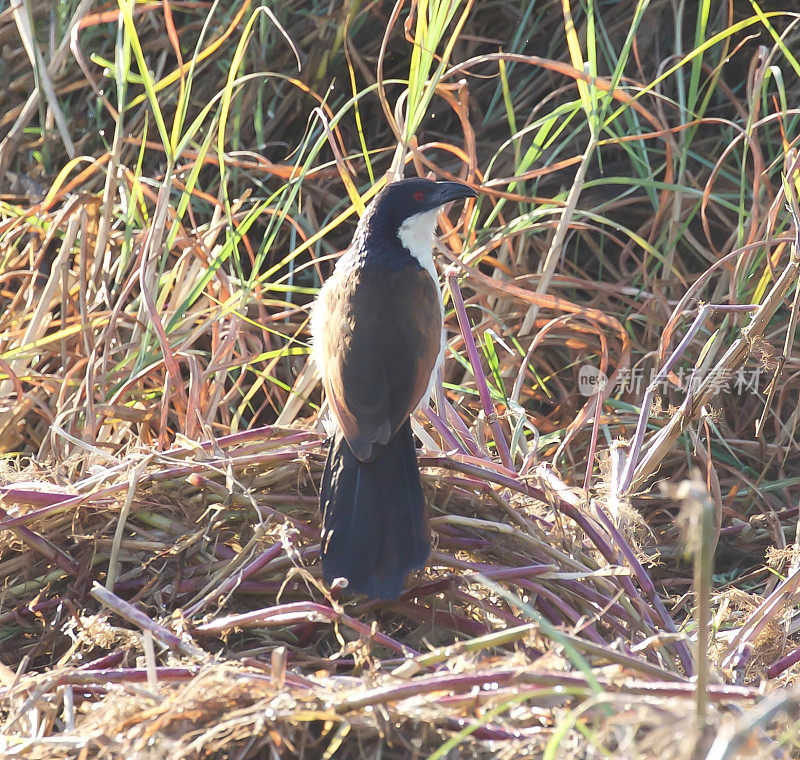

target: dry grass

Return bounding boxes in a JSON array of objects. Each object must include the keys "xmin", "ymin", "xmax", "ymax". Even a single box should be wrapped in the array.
[{"xmin": 2, "ymin": 0, "xmax": 800, "ymax": 757}]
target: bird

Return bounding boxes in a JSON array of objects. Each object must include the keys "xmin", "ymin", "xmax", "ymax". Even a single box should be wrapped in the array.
[{"xmin": 311, "ymin": 176, "xmax": 477, "ymax": 599}]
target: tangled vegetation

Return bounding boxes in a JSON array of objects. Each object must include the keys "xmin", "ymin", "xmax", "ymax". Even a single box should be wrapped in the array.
[{"xmin": 1, "ymin": 0, "xmax": 800, "ymax": 757}]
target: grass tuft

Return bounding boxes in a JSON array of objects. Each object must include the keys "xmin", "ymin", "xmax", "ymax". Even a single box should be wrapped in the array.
[{"xmin": 1, "ymin": 1, "xmax": 800, "ymax": 757}]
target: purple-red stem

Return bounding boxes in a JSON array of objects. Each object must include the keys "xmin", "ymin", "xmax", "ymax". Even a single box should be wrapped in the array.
[
  {"xmin": 182, "ymin": 541, "xmax": 287, "ymax": 618},
  {"xmin": 194, "ymin": 602, "xmax": 418, "ymax": 656},
  {"xmin": 446, "ymin": 271, "xmax": 513, "ymax": 469}
]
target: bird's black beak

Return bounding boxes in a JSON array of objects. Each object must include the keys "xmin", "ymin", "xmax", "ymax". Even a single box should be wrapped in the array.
[{"xmin": 435, "ymin": 180, "xmax": 478, "ymax": 204}]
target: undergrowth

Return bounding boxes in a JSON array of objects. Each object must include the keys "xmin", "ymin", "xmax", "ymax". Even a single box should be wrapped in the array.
[{"xmin": 1, "ymin": 1, "xmax": 800, "ymax": 758}]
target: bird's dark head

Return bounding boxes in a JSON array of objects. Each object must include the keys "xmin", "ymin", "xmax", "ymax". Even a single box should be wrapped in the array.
[
  {"xmin": 357, "ymin": 177, "xmax": 477, "ymax": 261},
  {"xmin": 367, "ymin": 177, "xmax": 476, "ymax": 230}
]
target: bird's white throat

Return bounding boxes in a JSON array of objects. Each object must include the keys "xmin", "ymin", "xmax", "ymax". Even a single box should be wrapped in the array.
[
  {"xmin": 397, "ymin": 208, "xmax": 440, "ymax": 284},
  {"xmin": 396, "ymin": 206, "xmax": 445, "ymax": 406}
]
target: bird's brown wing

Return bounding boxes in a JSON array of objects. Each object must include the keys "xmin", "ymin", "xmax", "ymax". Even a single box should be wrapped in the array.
[{"xmin": 319, "ymin": 261, "xmax": 441, "ymax": 462}]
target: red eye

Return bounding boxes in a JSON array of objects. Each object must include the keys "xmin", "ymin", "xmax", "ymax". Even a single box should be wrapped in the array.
[{"xmin": 413, "ymin": 190, "xmax": 425, "ymax": 201}]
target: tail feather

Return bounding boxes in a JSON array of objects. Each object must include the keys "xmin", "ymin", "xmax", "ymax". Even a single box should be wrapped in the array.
[{"xmin": 320, "ymin": 421, "xmax": 430, "ymax": 599}]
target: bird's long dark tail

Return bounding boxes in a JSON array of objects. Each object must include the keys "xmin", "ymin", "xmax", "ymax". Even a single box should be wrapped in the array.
[{"xmin": 320, "ymin": 420, "xmax": 430, "ymax": 599}]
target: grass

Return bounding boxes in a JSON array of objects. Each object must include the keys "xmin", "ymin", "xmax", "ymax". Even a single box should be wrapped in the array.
[{"xmin": 1, "ymin": 0, "xmax": 800, "ymax": 757}]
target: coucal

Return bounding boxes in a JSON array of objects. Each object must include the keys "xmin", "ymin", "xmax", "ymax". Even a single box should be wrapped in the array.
[{"xmin": 311, "ymin": 177, "xmax": 477, "ymax": 599}]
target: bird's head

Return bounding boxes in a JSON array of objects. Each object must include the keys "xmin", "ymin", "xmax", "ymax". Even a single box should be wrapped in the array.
[{"xmin": 359, "ymin": 177, "xmax": 477, "ymax": 258}]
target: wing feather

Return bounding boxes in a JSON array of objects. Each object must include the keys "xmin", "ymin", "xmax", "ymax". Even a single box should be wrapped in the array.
[{"xmin": 318, "ymin": 261, "xmax": 441, "ymax": 462}]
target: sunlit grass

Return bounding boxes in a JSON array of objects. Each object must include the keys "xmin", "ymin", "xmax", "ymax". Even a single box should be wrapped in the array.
[{"xmin": 1, "ymin": 0, "xmax": 800, "ymax": 757}]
